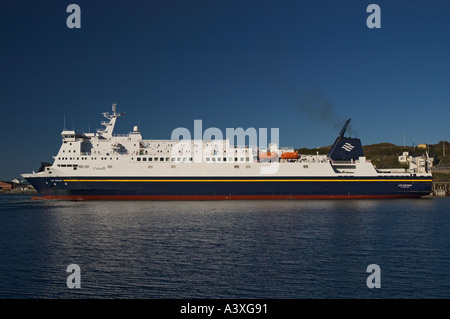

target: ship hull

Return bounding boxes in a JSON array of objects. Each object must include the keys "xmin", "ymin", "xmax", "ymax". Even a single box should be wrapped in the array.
[{"xmin": 25, "ymin": 175, "xmax": 433, "ymax": 200}]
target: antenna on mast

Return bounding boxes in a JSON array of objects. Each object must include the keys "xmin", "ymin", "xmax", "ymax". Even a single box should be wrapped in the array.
[{"xmin": 112, "ymin": 102, "xmax": 117, "ymax": 116}]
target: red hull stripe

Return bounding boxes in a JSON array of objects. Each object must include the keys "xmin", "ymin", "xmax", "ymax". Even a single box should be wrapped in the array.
[{"xmin": 31, "ymin": 194, "xmax": 424, "ymax": 201}]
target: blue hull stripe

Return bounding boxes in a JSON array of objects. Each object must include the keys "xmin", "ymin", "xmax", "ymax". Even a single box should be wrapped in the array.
[{"xmin": 26, "ymin": 176, "xmax": 433, "ymax": 199}]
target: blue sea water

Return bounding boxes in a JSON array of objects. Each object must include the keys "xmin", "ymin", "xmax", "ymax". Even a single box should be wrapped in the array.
[{"xmin": 0, "ymin": 194, "xmax": 449, "ymax": 299}]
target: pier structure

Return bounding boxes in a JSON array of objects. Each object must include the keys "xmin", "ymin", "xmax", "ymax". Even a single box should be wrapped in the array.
[{"xmin": 432, "ymin": 182, "xmax": 450, "ymax": 197}]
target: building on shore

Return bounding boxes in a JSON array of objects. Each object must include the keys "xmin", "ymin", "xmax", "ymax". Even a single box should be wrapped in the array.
[
  {"xmin": 0, "ymin": 180, "xmax": 37, "ymax": 193},
  {"xmin": 417, "ymin": 144, "xmax": 427, "ymax": 150},
  {"xmin": 0, "ymin": 181, "xmax": 13, "ymax": 191}
]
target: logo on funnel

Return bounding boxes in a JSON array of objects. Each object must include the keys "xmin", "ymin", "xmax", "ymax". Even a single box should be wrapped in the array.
[{"xmin": 341, "ymin": 142, "xmax": 355, "ymax": 152}]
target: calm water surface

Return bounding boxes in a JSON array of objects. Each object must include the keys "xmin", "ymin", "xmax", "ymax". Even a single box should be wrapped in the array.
[{"xmin": 0, "ymin": 194, "xmax": 449, "ymax": 298}]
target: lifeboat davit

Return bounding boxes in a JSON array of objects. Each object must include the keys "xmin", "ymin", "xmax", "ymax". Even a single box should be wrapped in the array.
[
  {"xmin": 259, "ymin": 152, "xmax": 278, "ymax": 159},
  {"xmin": 281, "ymin": 152, "xmax": 299, "ymax": 159}
]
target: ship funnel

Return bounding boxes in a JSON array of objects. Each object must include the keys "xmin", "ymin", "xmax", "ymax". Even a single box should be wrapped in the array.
[{"xmin": 327, "ymin": 119, "xmax": 364, "ymax": 161}]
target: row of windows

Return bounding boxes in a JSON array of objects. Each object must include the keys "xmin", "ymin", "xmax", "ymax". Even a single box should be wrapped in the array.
[
  {"xmin": 135, "ymin": 157, "xmax": 252, "ymax": 162},
  {"xmin": 54, "ymin": 162, "xmax": 255, "ymax": 170},
  {"xmin": 147, "ymin": 164, "xmax": 251, "ymax": 169},
  {"xmin": 139, "ymin": 149, "xmax": 250, "ymax": 155},
  {"xmin": 56, "ymin": 156, "xmax": 253, "ymax": 163},
  {"xmin": 58, "ymin": 157, "xmax": 119, "ymax": 161},
  {"xmin": 53, "ymin": 163, "xmax": 255, "ymax": 171},
  {"xmin": 136, "ymin": 157, "xmax": 171, "ymax": 162}
]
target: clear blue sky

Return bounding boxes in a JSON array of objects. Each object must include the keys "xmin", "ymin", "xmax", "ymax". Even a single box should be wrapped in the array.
[{"xmin": 1, "ymin": 0, "xmax": 449, "ymax": 180}]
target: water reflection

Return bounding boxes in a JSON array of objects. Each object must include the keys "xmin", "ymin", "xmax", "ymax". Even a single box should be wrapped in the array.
[{"xmin": 0, "ymin": 195, "xmax": 449, "ymax": 298}]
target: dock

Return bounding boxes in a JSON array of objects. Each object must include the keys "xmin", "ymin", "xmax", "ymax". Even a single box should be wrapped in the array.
[{"xmin": 432, "ymin": 182, "xmax": 450, "ymax": 197}]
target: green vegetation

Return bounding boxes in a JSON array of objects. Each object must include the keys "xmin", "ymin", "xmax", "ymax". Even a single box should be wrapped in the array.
[
  {"xmin": 437, "ymin": 154, "xmax": 450, "ymax": 167},
  {"xmin": 363, "ymin": 143, "xmax": 410, "ymax": 169},
  {"xmin": 432, "ymin": 171, "xmax": 450, "ymax": 182},
  {"xmin": 296, "ymin": 146, "xmax": 330, "ymax": 156}
]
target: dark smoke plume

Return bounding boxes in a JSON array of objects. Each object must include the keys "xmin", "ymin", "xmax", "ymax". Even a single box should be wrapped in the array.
[
  {"xmin": 297, "ymin": 88, "xmax": 355, "ymax": 136},
  {"xmin": 256, "ymin": 38, "xmax": 356, "ymax": 137}
]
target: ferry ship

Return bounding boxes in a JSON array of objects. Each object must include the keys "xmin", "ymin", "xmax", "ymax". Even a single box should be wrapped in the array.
[{"xmin": 22, "ymin": 104, "xmax": 433, "ymax": 200}]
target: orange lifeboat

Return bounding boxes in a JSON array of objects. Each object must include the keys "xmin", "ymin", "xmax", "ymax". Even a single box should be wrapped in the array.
[
  {"xmin": 259, "ymin": 152, "xmax": 278, "ymax": 159},
  {"xmin": 281, "ymin": 152, "xmax": 299, "ymax": 159}
]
